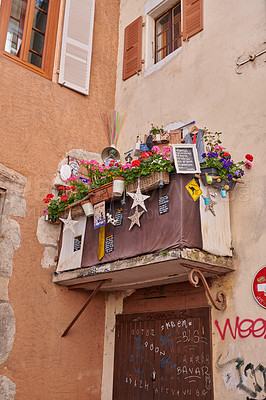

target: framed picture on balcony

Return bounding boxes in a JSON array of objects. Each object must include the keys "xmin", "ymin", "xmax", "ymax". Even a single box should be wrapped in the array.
[{"xmin": 172, "ymin": 144, "xmax": 201, "ymax": 174}]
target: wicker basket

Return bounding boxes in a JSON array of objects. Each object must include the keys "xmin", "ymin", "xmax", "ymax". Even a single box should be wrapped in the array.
[
  {"xmin": 59, "ymin": 199, "xmax": 85, "ymax": 219},
  {"xmin": 126, "ymin": 171, "xmax": 170, "ymax": 193}
]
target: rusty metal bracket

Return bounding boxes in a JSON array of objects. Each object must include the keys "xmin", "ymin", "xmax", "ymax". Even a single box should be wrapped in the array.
[
  {"xmin": 188, "ymin": 268, "xmax": 227, "ymax": 311},
  {"xmin": 61, "ymin": 280, "xmax": 106, "ymax": 337},
  {"xmin": 236, "ymin": 45, "xmax": 266, "ymax": 74}
]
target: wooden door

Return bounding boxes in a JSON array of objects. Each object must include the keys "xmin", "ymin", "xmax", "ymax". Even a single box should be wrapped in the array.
[{"xmin": 113, "ymin": 307, "xmax": 213, "ymax": 399}]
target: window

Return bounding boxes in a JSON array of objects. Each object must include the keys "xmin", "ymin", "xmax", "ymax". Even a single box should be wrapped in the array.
[
  {"xmin": 0, "ymin": 0, "xmax": 60, "ymax": 79},
  {"xmin": 155, "ymin": 2, "xmax": 181, "ymax": 63}
]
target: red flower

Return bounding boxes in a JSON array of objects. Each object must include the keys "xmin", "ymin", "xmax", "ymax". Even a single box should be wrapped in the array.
[
  {"xmin": 222, "ymin": 152, "xmax": 230, "ymax": 157},
  {"xmin": 58, "ymin": 186, "xmax": 64, "ymax": 190},
  {"xmin": 132, "ymin": 160, "xmax": 141, "ymax": 167},
  {"xmin": 61, "ymin": 195, "xmax": 68, "ymax": 202},
  {"xmin": 46, "ymin": 193, "xmax": 54, "ymax": 198},
  {"xmin": 245, "ymin": 154, "xmax": 254, "ymax": 162},
  {"xmin": 43, "ymin": 198, "xmax": 50, "ymax": 203},
  {"xmin": 70, "ymin": 186, "xmax": 75, "ymax": 190}
]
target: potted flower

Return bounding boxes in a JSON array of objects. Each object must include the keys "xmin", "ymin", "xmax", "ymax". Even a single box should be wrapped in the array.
[
  {"xmin": 122, "ymin": 146, "xmax": 175, "ymax": 192},
  {"xmin": 43, "ymin": 179, "xmax": 90, "ymax": 221},
  {"xmin": 200, "ymin": 130, "xmax": 254, "ymax": 191},
  {"xmin": 149, "ymin": 123, "xmax": 169, "ymax": 144}
]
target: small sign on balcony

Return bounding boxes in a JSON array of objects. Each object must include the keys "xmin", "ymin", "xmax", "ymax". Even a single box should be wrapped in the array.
[
  {"xmin": 94, "ymin": 201, "xmax": 106, "ymax": 229},
  {"xmin": 115, "ymin": 208, "xmax": 124, "ymax": 226},
  {"xmin": 105, "ymin": 235, "xmax": 114, "ymax": 253},
  {"xmin": 172, "ymin": 144, "xmax": 200, "ymax": 174},
  {"xmin": 159, "ymin": 195, "xmax": 169, "ymax": 215}
]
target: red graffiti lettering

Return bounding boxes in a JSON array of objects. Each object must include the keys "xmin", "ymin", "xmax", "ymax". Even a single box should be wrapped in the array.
[{"xmin": 215, "ymin": 318, "xmax": 266, "ymax": 340}]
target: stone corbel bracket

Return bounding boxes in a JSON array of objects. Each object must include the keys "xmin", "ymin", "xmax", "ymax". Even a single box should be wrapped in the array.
[{"xmin": 188, "ymin": 268, "xmax": 227, "ymax": 311}]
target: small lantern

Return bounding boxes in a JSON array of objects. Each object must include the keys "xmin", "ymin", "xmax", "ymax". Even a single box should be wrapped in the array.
[
  {"xmin": 206, "ymin": 175, "xmax": 213, "ymax": 185},
  {"xmin": 220, "ymin": 189, "xmax": 227, "ymax": 198}
]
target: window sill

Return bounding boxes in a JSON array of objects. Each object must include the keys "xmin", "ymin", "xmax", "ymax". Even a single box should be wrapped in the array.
[
  {"xmin": 1, "ymin": 51, "xmax": 52, "ymax": 80},
  {"xmin": 144, "ymin": 46, "xmax": 182, "ymax": 77}
]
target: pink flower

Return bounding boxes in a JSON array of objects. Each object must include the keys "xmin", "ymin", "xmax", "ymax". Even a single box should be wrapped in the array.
[
  {"xmin": 151, "ymin": 146, "xmax": 161, "ymax": 154},
  {"xmin": 162, "ymin": 145, "xmax": 171, "ymax": 155},
  {"xmin": 99, "ymin": 167, "xmax": 105, "ymax": 172},
  {"xmin": 214, "ymin": 145, "xmax": 225, "ymax": 151},
  {"xmin": 244, "ymin": 160, "xmax": 252, "ymax": 169},
  {"xmin": 122, "ymin": 163, "xmax": 132, "ymax": 170},
  {"xmin": 43, "ymin": 210, "xmax": 48, "ymax": 214}
]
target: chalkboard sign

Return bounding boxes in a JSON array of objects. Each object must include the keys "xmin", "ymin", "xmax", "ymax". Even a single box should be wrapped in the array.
[
  {"xmin": 159, "ymin": 195, "xmax": 169, "ymax": 215},
  {"xmin": 73, "ymin": 235, "xmax": 82, "ymax": 252},
  {"xmin": 172, "ymin": 144, "xmax": 200, "ymax": 174},
  {"xmin": 105, "ymin": 235, "xmax": 114, "ymax": 253},
  {"xmin": 115, "ymin": 208, "xmax": 123, "ymax": 226}
]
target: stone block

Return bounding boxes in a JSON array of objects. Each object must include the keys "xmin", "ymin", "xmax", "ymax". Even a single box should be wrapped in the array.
[
  {"xmin": 41, "ymin": 247, "xmax": 58, "ymax": 269},
  {"xmin": 37, "ymin": 216, "xmax": 61, "ymax": 247},
  {"xmin": 0, "ymin": 303, "xmax": 15, "ymax": 364},
  {"xmin": 0, "ymin": 375, "xmax": 16, "ymax": 400},
  {"xmin": 0, "ymin": 277, "xmax": 9, "ymax": 301}
]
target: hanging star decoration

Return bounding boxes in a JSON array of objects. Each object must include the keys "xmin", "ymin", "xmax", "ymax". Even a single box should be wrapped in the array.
[
  {"xmin": 128, "ymin": 206, "xmax": 145, "ymax": 230},
  {"xmin": 204, "ymin": 188, "xmax": 217, "ymax": 216},
  {"xmin": 127, "ymin": 184, "xmax": 150, "ymax": 211},
  {"xmin": 59, "ymin": 210, "xmax": 79, "ymax": 234}
]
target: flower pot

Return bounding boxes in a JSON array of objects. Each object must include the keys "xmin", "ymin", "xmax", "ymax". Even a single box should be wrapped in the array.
[
  {"xmin": 126, "ymin": 171, "xmax": 170, "ymax": 193},
  {"xmin": 113, "ymin": 177, "xmax": 125, "ymax": 197},
  {"xmin": 81, "ymin": 200, "xmax": 94, "ymax": 217}
]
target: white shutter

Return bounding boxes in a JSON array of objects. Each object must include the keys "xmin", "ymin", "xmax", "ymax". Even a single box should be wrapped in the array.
[{"xmin": 58, "ymin": 0, "xmax": 95, "ymax": 95}]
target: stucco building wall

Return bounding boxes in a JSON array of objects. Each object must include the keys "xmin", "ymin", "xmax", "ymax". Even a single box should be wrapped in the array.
[
  {"xmin": 0, "ymin": 0, "xmax": 120, "ymax": 398},
  {"xmin": 114, "ymin": 0, "xmax": 266, "ymax": 398}
]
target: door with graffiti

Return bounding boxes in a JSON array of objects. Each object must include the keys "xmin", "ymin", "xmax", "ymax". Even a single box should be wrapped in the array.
[{"xmin": 112, "ymin": 307, "xmax": 213, "ymax": 399}]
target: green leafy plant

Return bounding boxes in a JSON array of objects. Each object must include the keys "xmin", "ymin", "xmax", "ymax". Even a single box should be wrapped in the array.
[{"xmin": 149, "ymin": 123, "xmax": 164, "ymax": 135}]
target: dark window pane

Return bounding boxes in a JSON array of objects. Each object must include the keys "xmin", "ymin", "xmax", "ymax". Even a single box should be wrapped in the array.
[
  {"xmin": 11, "ymin": 0, "xmax": 27, "ymax": 20},
  {"xmin": 33, "ymin": 8, "xmax": 47, "ymax": 32},
  {"xmin": 157, "ymin": 45, "xmax": 170, "ymax": 62},
  {"xmin": 29, "ymin": 29, "xmax": 45, "ymax": 55},
  {"xmin": 156, "ymin": 11, "xmax": 169, "ymax": 35},
  {"xmin": 35, "ymin": 0, "xmax": 49, "ymax": 12},
  {"xmin": 28, "ymin": 50, "xmax": 42, "ymax": 68}
]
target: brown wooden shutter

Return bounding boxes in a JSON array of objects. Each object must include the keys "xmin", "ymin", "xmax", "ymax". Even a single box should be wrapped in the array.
[
  {"xmin": 183, "ymin": 0, "xmax": 203, "ymax": 41},
  {"xmin": 122, "ymin": 16, "xmax": 142, "ymax": 81}
]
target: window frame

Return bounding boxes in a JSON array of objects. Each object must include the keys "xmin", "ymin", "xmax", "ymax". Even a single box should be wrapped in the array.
[
  {"xmin": 154, "ymin": 1, "xmax": 181, "ymax": 64},
  {"xmin": 0, "ymin": 0, "xmax": 60, "ymax": 79}
]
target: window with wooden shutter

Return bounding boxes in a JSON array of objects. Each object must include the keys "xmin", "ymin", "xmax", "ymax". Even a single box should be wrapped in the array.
[
  {"xmin": 183, "ymin": 0, "xmax": 203, "ymax": 41},
  {"xmin": 58, "ymin": 0, "xmax": 95, "ymax": 95},
  {"xmin": 122, "ymin": 16, "xmax": 142, "ymax": 81}
]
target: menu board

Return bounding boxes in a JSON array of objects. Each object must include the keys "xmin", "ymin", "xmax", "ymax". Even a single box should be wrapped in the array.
[
  {"xmin": 172, "ymin": 144, "xmax": 200, "ymax": 173},
  {"xmin": 159, "ymin": 195, "xmax": 169, "ymax": 215}
]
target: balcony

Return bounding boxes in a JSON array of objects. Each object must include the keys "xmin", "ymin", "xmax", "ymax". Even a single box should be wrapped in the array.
[{"xmin": 53, "ymin": 173, "xmax": 234, "ymax": 293}]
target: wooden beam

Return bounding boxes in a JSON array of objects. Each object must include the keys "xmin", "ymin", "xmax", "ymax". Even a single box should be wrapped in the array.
[{"xmin": 61, "ymin": 280, "xmax": 106, "ymax": 337}]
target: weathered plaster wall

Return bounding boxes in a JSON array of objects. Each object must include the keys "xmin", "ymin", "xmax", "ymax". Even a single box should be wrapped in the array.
[
  {"xmin": 0, "ymin": 0, "xmax": 120, "ymax": 398},
  {"xmin": 115, "ymin": 0, "xmax": 266, "ymax": 398}
]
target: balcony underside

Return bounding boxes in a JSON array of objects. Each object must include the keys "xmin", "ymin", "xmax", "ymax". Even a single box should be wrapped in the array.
[{"xmin": 53, "ymin": 247, "xmax": 234, "ymax": 291}]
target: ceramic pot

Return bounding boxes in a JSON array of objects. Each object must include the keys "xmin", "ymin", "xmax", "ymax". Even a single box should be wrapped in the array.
[
  {"xmin": 113, "ymin": 177, "xmax": 125, "ymax": 197},
  {"xmin": 81, "ymin": 200, "xmax": 94, "ymax": 217}
]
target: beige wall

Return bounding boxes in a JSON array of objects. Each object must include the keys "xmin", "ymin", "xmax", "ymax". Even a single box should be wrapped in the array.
[
  {"xmin": 115, "ymin": 0, "xmax": 266, "ymax": 398},
  {"xmin": 0, "ymin": 0, "xmax": 120, "ymax": 398}
]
